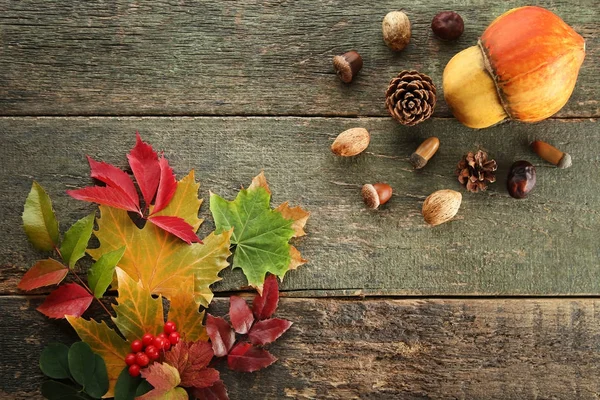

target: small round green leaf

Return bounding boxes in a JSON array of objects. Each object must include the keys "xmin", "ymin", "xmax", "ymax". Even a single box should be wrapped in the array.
[
  {"xmin": 114, "ymin": 367, "xmax": 141, "ymax": 400},
  {"xmin": 39, "ymin": 343, "xmax": 71, "ymax": 380},
  {"xmin": 41, "ymin": 380, "xmax": 89, "ymax": 400},
  {"xmin": 68, "ymin": 342, "xmax": 95, "ymax": 388},
  {"xmin": 84, "ymin": 354, "xmax": 109, "ymax": 399}
]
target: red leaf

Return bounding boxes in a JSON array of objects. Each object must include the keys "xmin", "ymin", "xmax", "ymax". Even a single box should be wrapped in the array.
[
  {"xmin": 127, "ymin": 132, "xmax": 160, "ymax": 207},
  {"xmin": 164, "ymin": 341, "xmax": 220, "ymax": 389},
  {"xmin": 67, "ymin": 186, "xmax": 141, "ymax": 214},
  {"xmin": 248, "ymin": 318, "xmax": 292, "ymax": 346},
  {"xmin": 192, "ymin": 380, "xmax": 229, "ymax": 400},
  {"xmin": 252, "ymin": 274, "xmax": 279, "ymax": 320},
  {"xmin": 229, "ymin": 296, "xmax": 254, "ymax": 334},
  {"xmin": 148, "ymin": 215, "xmax": 201, "ymax": 244},
  {"xmin": 227, "ymin": 342, "xmax": 277, "ymax": 373},
  {"xmin": 86, "ymin": 156, "xmax": 139, "ymax": 210},
  {"xmin": 18, "ymin": 258, "xmax": 68, "ymax": 291},
  {"xmin": 152, "ymin": 156, "xmax": 177, "ymax": 214},
  {"xmin": 37, "ymin": 283, "xmax": 93, "ymax": 319},
  {"xmin": 206, "ymin": 315, "xmax": 235, "ymax": 357}
]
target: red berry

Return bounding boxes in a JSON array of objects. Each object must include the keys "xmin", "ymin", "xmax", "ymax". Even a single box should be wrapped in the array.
[
  {"xmin": 164, "ymin": 321, "xmax": 177, "ymax": 334},
  {"xmin": 153, "ymin": 337, "xmax": 164, "ymax": 350},
  {"xmin": 131, "ymin": 340, "xmax": 143, "ymax": 353},
  {"xmin": 145, "ymin": 345, "xmax": 160, "ymax": 360},
  {"xmin": 157, "ymin": 332, "xmax": 167, "ymax": 340},
  {"xmin": 125, "ymin": 353, "xmax": 137, "ymax": 366},
  {"xmin": 169, "ymin": 332, "xmax": 180, "ymax": 345},
  {"xmin": 135, "ymin": 352, "xmax": 150, "ymax": 367},
  {"xmin": 128, "ymin": 364, "xmax": 141, "ymax": 377},
  {"xmin": 162, "ymin": 339, "xmax": 171, "ymax": 351},
  {"xmin": 142, "ymin": 333, "xmax": 154, "ymax": 347}
]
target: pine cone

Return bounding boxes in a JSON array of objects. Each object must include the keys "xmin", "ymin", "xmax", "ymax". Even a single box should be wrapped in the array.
[
  {"xmin": 456, "ymin": 150, "xmax": 498, "ymax": 193},
  {"xmin": 385, "ymin": 70, "xmax": 437, "ymax": 126}
]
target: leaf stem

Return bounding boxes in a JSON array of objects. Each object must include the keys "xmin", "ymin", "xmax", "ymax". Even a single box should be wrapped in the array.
[
  {"xmin": 55, "ymin": 245, "xmax": 113, "ymax": 319},
  {"xmin": 71, "ymin": 270, "xmax": 114, "ymax": 319}
]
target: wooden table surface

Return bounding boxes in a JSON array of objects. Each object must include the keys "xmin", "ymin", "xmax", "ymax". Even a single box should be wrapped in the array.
[{"xmin": 1, "ymin": 1, "xmax": 598, "ymax": 399}]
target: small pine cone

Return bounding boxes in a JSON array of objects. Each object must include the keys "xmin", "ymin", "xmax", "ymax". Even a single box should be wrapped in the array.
[
  {"xmin": 456, "ymin": 150, "xmax": 498, "ymax": 193},
  {"xmin": 385, "ymin": 70, "xmax": 437, "ymax": 126}
]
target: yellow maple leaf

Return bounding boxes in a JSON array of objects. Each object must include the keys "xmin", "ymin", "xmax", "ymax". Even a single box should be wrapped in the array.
[
  {"xmin": 88, "ymin": 172, "xmax": 232, "ymax": 307},
  {"xmin": 168, "ymin": 285, "xmax": 208, "ymax": 343},
  {"xmin": 112, "ymin": 268, "xmax": 164, "ymax": 341},
  {"xmin": 65, "ymin": 316, "xmax": 129, "ymax": 398}
]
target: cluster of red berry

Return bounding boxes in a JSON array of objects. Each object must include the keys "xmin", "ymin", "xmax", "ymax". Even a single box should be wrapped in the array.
[{"xmin": 125, "ymin": 321, "xmax": 181, "ymax": 376}]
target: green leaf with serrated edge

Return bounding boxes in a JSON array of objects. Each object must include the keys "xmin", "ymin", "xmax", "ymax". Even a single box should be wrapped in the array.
[
  {"xmin": 39, "ymin": 343, "xmax": 71, "ymax": 379},
  {"xmin": 41, "ymin": 380, "xmax": 89, "ymax": 400},
  {"xmin": 68, "ymin": 342, "xmax": 95, "ymax": 389},
  {"xmin": 66, "ymin": 316, "xmax": 129, "ymax": 398},
  {"xmin": 23, "ymin": 181, "xmax": 60, "ymax": 251},
  {"xmin": 112, "ymin": 267, "xmax": 164, "ymax": 342},
  {"xmin": 114, "ymin": 367, "xmax": 142, "ymax": 400},
  {"xmin": 87, "ymin": 246, "xmax": 125, "ymax": 298},
  {"xmin": 85, "ymin": 354, "xmax": 109, "ymax": 399},
  {"xmin": 60, "ymin": 213, "xmax": 95, "ymax": 268},
  {"xmin": 210, "ymin": 186, "xmax": 294, "ymax": 291}
]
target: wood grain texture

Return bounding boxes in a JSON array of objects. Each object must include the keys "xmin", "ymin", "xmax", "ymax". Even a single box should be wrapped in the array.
[
  {"xmin": 2, "ymin": 117, "xmax": 599, "ymax": 295},
  {"xmin": 2, "ymin": 296, "xmax": 600, "ymax": 399},
  {"xmin": 0, "ymin": 0, "xmax": 597, "ymax": 117}
]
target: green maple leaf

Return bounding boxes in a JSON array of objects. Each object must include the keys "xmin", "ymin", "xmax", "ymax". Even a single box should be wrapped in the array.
[{"xmin": 209, "ymin": 173, "xmax": 299, "ymax": 292}]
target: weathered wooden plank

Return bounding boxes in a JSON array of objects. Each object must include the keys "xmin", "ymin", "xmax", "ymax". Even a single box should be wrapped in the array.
[
  {"xmin": 2, "ymin": 296, "xmax": 600, "ymax": 399},
  {"xmin": 1, "ymin": 117, "xmax": 599, "ymax": 295},
  {"xmin": 0, "ymin": 0, "xmax": 597, "ymax": 117}
]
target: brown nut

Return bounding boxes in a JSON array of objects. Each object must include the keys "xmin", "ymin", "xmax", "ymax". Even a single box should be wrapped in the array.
[
  {"xmin": 431, "ymin": 11, "xmax": 464, "ymax": 41},
  {"xmin": 507, "ymin": 160, "xmax": 536, "ymax": 199},
  {"xmin": 422, "ymin": 189, "xmax": 462, "ymax": 226},
  {"xmin": 410, "ymin": 137, "xmax": 440, "ymax": 169},
  {"xmin": 332, "ymin": 51, "xmax": 363, "ymax": 83},
  {"xmin": 362, "ymin": 183, "xmax": 392, "ymax": 209},
  {"xmin": 531, "ymin": 140, "xmax": 572, "ymax": 169},
  {"xmin": 382, "ymin": 11, "xmax": 411, "ymax": 51},
  {"xmin": 331, "ymin": 128, "xmax": 370, "ymax": 157}
]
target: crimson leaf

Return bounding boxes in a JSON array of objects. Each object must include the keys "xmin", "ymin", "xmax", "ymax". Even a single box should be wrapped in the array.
[
  {"xmin": 206, "ymin": 315, "xmax": 235, "ymax": 357},
  {"xmin": 147, "ymin": 215, "xmax": 201, "ymax": 244},
  {"xmin": 192, "ymin": 380, "xmax": 229, "ymax": 400},
  {"xmin": 18, "ymin": 258, "xmax": 68, "ymax": 291},
  {"xmin": 87, "ymin": 156, "xmax": 139, "ymax": 210},
  {"xmin": 229, "ymin": 296, "xmax": 254, "ymax": 334},
  {"xmin": 164, "ymin": 341, "xmax": 220, "ymax": 389},
  {"xmin": 37, "ymin": 283, "xmax": 93, "ymax": 319},
  {"xmin": 67, "ymin": 186, "xmax": 140, "ymax": 214},
  {"xmin": 127, "ymin": 132, "xmax": 160, "ymax": 207},
  {"xmin": 248, "ymin": 318, "xmax": 292, "ymax": 346},
  {"xmin": 227, "ymin": 342, "xmax": 277, "ymax": 372},
  {"xmin": 152, "ymin": 156, "xmax": 177, "ymax": 214},
  {"xmin": 252, "ymin": 274, "xmax": 279, "ymax": 320}
]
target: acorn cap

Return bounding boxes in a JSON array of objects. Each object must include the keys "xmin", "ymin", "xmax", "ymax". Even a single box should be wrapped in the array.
[
  {"xmin": 409, "ymin": 153, "xmax": 427, "ymax": 169},
  {"xmin": 361, "ymin": 184, "xmax": 380, "ymax": 209},
  {"xmin": 333, "ymin": 51, "xmax": 363, "ymax": 83}
]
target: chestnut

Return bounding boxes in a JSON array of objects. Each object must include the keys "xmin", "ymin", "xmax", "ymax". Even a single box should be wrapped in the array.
[
  {"xmin": 431, "ymin": 11, "xmax": 464, "ymax": 41},
  {"xmin": 507, "ymin": 161, "xmax": 536, "ymax": 199}
]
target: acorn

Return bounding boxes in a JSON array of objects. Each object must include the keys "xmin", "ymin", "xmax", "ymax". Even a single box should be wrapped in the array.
[{"xmin": 443, "ymin": 6, "xmax": 585, "ymax": 129}]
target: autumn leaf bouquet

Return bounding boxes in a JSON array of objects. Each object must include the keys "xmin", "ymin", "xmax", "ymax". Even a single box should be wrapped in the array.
[{"xmin": 18, "ymin": 134, "xmax": 309, "ymax": 400}]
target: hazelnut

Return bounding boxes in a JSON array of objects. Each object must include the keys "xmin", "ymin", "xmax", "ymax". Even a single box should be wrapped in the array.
[
  {"xmin": 331, "ymin": 128, "xmax": 370, "ymax": 157},
  {"xmin": 410, "ymin": 137, "xmax": 440, "ymax": 169},
  {"xmin": 431, "ymin": 11, "xmax": 464, "ymax": 41},
  {"xmin": 531, "ymin": 140, "xmax": 572, "ymax": 169},
  {"xmin": 507, "ymin": 161, "xmax": 536, "ymax": 199},
  {"xmin": 422, "ymin": 189, "xmax": 462, "ymax": 226},
  {"xmin": 382, "ymin": 11, "xmax": 411, "ymax": 51},
  {"xmin": 362, "ymin": 183, "xmax": 392, "ymax": 209},
  {"xmin": 332, "ymin": 51, "xmax": 363, "ymax": 83}
]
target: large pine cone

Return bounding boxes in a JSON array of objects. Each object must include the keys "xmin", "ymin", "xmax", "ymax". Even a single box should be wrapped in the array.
[
  {"xmin": 456, "ymin": 150, "xmax": 498, "ymax": 193},
  {"xmin": 385, "ymin": 70, "xmax": 437, "ymax": 126}
]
